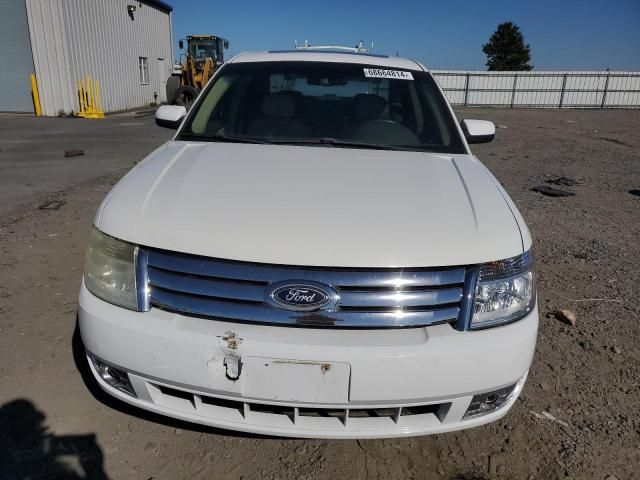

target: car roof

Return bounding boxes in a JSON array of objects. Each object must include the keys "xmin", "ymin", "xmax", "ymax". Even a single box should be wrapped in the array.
[{"xmin": 227, "ymin": 50, "xmax": 426, "ymax": 71}]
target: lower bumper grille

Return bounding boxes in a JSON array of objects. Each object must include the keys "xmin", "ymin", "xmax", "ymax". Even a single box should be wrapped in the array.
[
  {"xmin": 141, "ymin": 248, "xmax": 473, "ymax": 328},
  {"xmin": 152, "ymin": 383, "xmax": 451, "ymax": 428}
]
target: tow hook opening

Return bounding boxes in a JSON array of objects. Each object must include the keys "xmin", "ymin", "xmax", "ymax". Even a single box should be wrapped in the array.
[
  {"xmin": 224, "ymin": 354, "xmax": 242, "ymax": 381},
  {"xmin": 219, "ymin": 331, "xmax": 243, "ymax": 381}
]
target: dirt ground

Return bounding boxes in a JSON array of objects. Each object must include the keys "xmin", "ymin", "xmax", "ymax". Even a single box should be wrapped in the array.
[
  {"xmin": 0, "ymin": 108, "xmax": 639, "ymax": 479},
  {"xmin": 0, "ymin": 110, "xmax": 170, "ymax": 219}
]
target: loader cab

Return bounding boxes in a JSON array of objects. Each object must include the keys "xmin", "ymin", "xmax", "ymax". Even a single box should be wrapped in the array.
[
  {"xmin": 169, "ymin": 35, "xmax": 230, "ymax": 108},
  {"xmin": 184, "ymin": 35, "xmax": 229, "ymax": 65}
]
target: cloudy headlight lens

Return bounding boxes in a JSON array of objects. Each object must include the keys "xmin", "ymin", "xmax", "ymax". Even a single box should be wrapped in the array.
[
  {"xmin": 84, "ymin": 228, "xmax": 138, "ymax": 310},
  {"xmin": 471, "ymin": 251, "xmax": 535, "ymax": 329}
]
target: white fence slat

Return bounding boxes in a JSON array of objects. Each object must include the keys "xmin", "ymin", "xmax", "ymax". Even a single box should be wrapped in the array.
[{"xmin": 431, "ymin": 70, "xmax": 640, "ymax": 108}]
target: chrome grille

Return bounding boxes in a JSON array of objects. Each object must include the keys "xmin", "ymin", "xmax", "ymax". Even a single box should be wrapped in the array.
[{"xmin": 142, "ymin": 248, "xmax": 471, "ymax": 328}]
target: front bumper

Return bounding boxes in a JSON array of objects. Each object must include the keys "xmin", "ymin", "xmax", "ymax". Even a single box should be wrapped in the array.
[{"xmin": 78, "ymin": 283, "xmax": 538, "ymax": 438}]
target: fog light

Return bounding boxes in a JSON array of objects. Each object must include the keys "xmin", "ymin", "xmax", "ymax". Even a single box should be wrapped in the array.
[
  {"xmin": 463, "ymin": 381, "xmax": 520, "ymax": 419},
  {"xmin": 89, "ymin": 354, "xmax": 136, "ymax": 397}
]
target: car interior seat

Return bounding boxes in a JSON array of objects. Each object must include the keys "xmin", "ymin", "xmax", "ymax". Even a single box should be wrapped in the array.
[{"xmin": 246, "ymin": 92, "xmax": 309, "ymax": 138}]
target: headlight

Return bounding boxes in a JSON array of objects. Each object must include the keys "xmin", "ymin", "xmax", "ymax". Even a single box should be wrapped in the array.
[
  {"xmin": 84, "ymin": 227, "xmax": 139, "ymax": 310},
  {"xmin": 470, "ymin": 250, "xmax": 535, "ymax": 329}
]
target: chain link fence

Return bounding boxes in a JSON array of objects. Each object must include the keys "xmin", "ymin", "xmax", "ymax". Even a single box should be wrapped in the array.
[{"xmin": 432, "ymin": 71, "xmax": 640, "ymax": 108}]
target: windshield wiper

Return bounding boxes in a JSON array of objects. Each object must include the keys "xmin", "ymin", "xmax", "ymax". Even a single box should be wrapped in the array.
[
  {"xmin": 178, "ymin": 132, "xmax": 269, "ymax": 144},
  {"xmin": 269, "ymin": 138, "xmax": 421, "ymax": 151},
  {"xmin": 179, "ymin": 134, "xmax": 430, "ymax": 152}
]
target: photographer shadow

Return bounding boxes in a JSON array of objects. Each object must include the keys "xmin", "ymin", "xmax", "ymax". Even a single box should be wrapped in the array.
[{"xmin": 0, "ymin": 399, "xmax": 108, "ymax": 480}]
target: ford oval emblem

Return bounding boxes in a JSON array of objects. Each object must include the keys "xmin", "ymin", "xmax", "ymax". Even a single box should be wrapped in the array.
[{"xmin": 268, "ymin": 282, "xmax": 336, "ymax": 311}]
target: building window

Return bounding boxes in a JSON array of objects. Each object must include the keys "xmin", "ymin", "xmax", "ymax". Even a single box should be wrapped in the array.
[{"xmin": 139, "ymin": 57, "xmax": 149, "ymax": 84}]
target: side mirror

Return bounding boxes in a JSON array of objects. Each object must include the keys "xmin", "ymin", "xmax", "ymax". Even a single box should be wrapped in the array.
[
  {"xmin": 178, "ymin": 40, "xmax": 184, "ymax": 50},
  {"xmin": 155, "ymin": 105, "xmax": 186, "ymax": 129},
  {"xmin": 462, "ymin": 119, "xmax": 495, "ymax": 144},
  {"xmin": 223, "ymin": 39, "xmax": 229, "ymax": 49}
]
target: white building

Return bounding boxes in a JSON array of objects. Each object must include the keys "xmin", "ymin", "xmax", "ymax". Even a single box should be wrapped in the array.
[{"xmin": 0, "ymin": 0, "xmax": 173, "ymax": 116}]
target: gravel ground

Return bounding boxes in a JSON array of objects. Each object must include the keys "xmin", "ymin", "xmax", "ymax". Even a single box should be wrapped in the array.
[{"xmin": 0, "ymin": 108, "xmax": 639, "ymax": 479}]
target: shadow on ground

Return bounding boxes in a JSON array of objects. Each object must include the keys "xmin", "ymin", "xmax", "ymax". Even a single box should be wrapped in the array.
[{"xmin": 0, "ymin": 399, "xmax": 108, "ymax": 479}]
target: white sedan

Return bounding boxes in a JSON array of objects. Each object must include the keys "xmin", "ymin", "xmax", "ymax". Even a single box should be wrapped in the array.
[{"xmin": 79, "ymin": 48, "xmax": 537, "ymax": 438}]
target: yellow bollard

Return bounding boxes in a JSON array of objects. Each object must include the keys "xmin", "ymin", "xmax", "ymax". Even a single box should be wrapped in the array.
[
  {"xmin": 81, "ymin": 80, "xmax": 86, "ymax": 112},
  {"xmin": 30, "ymin": 74, "xmax": 42, "ymax": 116},
  {"xmin": 77, "ymin": 79, "xmax": 86, "ymax": 117},
  {"xmin": 77, "ymin": 80, "xmax": 84, "ymax": 114},
  {"xmin": 76, "ymin": 74, "xmax": 105, "ymax": 118},
  {"xmin": 95, "ymin": 81, "xmax": 103, "ymax": 113},
  {"xmin": 87, "ymin": 75, "xmax": 93, "ymax": 109}
]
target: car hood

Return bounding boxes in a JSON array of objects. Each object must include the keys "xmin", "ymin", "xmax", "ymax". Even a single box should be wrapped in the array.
[{"xmin": 96, "ymin": 141, "xmax": 524, "ymax": 267}]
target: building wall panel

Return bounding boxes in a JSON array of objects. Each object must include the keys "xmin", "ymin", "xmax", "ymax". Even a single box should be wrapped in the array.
[
  {"xmin": 26, "ymin": 0, "xmax": 172, "ymax": 116},
  {"xmin": 0, "ymin": 0, "xmax": 36, "ymax": 112},
  {"xmin": 25, "ymin": 0, "xmax": 75, "ymax": 114}
]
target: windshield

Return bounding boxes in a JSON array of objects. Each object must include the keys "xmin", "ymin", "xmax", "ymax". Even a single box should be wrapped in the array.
[
  {"xmin": 189, "ymin": 39, "xmax": 219, "ymax": 61},
  {"xmin": 178, "ymin": 61, "xmax": 466, "ymax": 153}
]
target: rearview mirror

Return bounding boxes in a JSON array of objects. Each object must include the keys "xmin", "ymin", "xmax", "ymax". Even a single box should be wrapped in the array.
[
  {"xmin": 223, "ymin": 39, "xmax": 229, "ymax": 49},
  {"xmin": 178, "ymin": 39, "xmax": 184, "ymax": 50},
  {"xmin": 461, "ymin": 119, "xmax": 495, "ymax": 144},
  {"xmin": 155, "ymin": 105, "xmax": 186, "ymax": 129}
]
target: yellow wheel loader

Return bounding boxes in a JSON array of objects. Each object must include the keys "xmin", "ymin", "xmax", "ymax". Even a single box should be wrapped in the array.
[{"xmin": 167, "ymin": 35, "xmax": 229, "ymax": 108}]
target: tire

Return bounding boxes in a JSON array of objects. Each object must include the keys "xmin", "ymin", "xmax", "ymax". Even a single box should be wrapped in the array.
[
  {"xmin": 166, "ymin": 76, "xmax": 181, "ymax": 104},
  {"xmin": 174, "ymin": 86, "xmax": 198, "ymax": 109}
]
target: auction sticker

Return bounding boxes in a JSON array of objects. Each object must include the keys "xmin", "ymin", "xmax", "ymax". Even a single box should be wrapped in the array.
[{"xmin": 364, "ymin": 68, "xmax": 414, "ymax": 80}]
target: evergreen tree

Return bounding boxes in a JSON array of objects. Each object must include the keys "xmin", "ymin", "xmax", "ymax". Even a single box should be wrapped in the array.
[{"xmin": 482, "ymin": 22, "xmax": 533, "ymax": 71}]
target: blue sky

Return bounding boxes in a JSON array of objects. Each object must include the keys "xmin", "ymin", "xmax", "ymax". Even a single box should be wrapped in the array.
[{"xmin": 170, "ymin": 0, "xmax": 640, "ymax": 70}]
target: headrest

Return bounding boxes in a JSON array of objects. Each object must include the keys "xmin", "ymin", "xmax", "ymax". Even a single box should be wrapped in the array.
[
  {"xmin": 261, "ymin": 92, "xmax": 296, "ymax": 118},
  {"xmin": 353, "ymin": 94, "xmax": 387, "ymax": 122}
]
